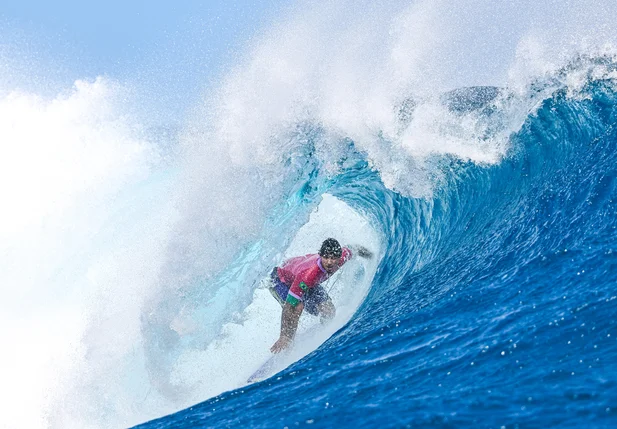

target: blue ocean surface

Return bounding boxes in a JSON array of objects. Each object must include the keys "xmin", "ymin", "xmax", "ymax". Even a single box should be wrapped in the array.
[{"xmin": 133, "ymin": 60, "xmax": 617, "ymax": 428}]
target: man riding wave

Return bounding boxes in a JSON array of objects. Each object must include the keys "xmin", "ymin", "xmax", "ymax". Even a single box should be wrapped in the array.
[{"xmin": 269, "ymin": 238, "xmax": 373, "ymax": 353}]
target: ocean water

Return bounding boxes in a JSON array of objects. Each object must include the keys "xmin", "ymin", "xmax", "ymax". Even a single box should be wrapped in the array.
[{"xmin": 2, "ymin": 1, "xmax": 617, "ymax": 429}]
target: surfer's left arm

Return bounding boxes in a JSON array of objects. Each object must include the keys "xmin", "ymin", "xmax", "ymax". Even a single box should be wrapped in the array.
[{"xmin": 350, "ymin": 245, "xmax": 373, "ymax": 259}]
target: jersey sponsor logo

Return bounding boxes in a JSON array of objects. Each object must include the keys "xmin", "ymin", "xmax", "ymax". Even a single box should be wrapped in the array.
[{"xmin": 299, "ymin": 281, "xmax": 308, "ymax": 291}]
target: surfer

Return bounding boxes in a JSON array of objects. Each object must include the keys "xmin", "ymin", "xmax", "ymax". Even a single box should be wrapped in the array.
[{"xmin": 269, "ymin": 238, "xmax": 373, "ymax": 353}]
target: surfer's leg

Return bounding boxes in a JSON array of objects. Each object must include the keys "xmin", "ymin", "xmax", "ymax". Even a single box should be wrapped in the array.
[
  {"xmin": 316, "ymin": 297, "xmax": 335, "ymax": 323},
  {"xmin": 304, "ymin": 286, "xmax": 335, "ymax": 321},
  {"xmin": 269, "ymin": 286, "xmax": 285, "ymax": 306},
  {"xmin": 268, "ymin": 268, "xmax": 288, "ymax": 307}
]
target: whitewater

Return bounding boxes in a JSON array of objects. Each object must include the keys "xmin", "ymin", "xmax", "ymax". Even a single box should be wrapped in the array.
[{"xmin": 1, "ymin": 0, "xmax": 617, "ymax": 428}]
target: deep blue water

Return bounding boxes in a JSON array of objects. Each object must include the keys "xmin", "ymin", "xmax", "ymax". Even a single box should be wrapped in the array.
[{"xmin": 134, "ymin": 59, "xmax": 617, "ymax": 429}]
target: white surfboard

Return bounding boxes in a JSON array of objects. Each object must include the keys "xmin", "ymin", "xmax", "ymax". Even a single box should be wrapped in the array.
[
  {"xmin": 247, "ymin": 352, "xmax": 288, "ymax": 383},
  {"xmin": 247, "ymin": 324, "xmax": 324, "ymax": 383}
]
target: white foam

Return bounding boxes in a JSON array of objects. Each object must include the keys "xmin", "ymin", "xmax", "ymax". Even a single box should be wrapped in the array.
[
  {"xmin": 207, "ymin": 0, "xmax": 617, "ymax": 197},
  {"xmin": 0, "ymin": 78, "xmax": 167, "ymax": 429}
]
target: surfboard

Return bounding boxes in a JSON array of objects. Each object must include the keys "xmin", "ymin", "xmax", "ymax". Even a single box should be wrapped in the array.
[
  {"xmin": 247, "ymin": 352, "xmax": 288, "ymax": 383},
  {"xmin": 247, "ymin": 324, "xmax": 325, "ymax": 383}
]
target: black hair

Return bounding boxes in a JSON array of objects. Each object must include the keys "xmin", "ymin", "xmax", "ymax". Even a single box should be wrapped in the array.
[{"xmin": 319, "ymin": 238, "xmax": 342, "ymax": 258}]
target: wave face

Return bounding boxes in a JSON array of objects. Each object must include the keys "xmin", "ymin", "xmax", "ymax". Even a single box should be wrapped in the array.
[
  {"xmin": 134, "ymin": 64, "xmax": 617, "ymax": 428},
  {"xmin": 3, "ymin": 2, "xmax": 617, "ymax": 429}
]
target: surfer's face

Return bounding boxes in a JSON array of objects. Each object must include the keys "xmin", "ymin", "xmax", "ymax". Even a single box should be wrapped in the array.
[{"xmin": 321, "ymin": 256, "xmax": 340, "ymax": 273}]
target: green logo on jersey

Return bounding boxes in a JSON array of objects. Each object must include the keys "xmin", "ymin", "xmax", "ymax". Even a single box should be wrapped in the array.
[
  {"xmin": 299, "ymin": 282, "xmax": 308, "ymax": 291},
  {"xmin": 286, "ymin": 294, "xmax": 300, "ymax": 307}
]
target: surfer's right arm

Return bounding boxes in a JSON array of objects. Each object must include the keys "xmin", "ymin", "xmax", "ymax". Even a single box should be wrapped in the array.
[
  {"xmin": 350, "ymin": 244, "xmax": 373, "ymax": 259},
  {"xmin": 271, "ymin": 301, "xmax": 304, "ymax": 353}
]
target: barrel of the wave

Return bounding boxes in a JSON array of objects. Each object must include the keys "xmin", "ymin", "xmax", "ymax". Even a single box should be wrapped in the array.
[{"xmin": 248, "ymin": 240, "xmax": 374, "ymax": 383}]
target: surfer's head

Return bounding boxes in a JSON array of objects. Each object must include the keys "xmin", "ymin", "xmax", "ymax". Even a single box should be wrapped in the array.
[
  {"xmin": 319, "ymin": 238, "xmax": 342, "ymax": 258},
  {"xmin": 319, "ymin": 238, "xmax": 342, "ymax": 273}
]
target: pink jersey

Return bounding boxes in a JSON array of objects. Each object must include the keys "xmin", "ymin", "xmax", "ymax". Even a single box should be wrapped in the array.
[{"xmin": 276, "ymin": 247, "xmax": 352, "ymax": 304}]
